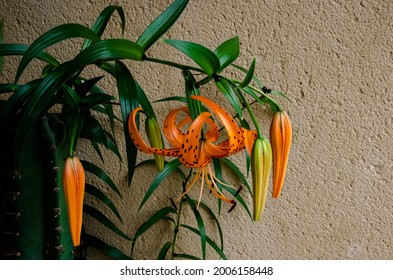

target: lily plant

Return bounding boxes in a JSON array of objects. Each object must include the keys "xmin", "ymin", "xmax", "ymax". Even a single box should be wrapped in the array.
[{"xmin": 0, "ymin": 0, "xmax": 292, "ymax": 260}]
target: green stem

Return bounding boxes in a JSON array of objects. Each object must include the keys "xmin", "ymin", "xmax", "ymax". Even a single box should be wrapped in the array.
[
  {"xmin": 171, "ymin": 169, "xmax": 193, "ymax": 259},
  {"xmin": 225, "ymin": 77, "xmax": 282, "ymax": 112},
  {"xmin": 224, "ymin": 78, "xmax": 264, "ymax": 138},
  {"xmin": 145, "ymin": 56, "xmax": 205, "ymax": 73}
]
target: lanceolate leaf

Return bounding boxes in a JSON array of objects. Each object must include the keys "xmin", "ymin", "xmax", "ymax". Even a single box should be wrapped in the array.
[
  {"xmin": 215, "ymin": 77, "xmax": 243, "ymax": 120},
  {"xmin": 214, "ymin": 36, "xmax": 240, "ymax": 72},
  {"xmin": 153, "ymin": 95, "xmax": 186, "ymax": 103},
  {"xmin": 157, "ymin": 242, "xmax": 173, "ymax": 260},
  {"xmin": 133, "ymin": 207, "xmax": 177, "ymax": 240},
  {"xmin": 139, "ymin": 158, "xmax": 182, "ymax": 210},
  {"xmin": 84, "ymin": 205, "xmax": 131, "ymax": 241},
  {"xmin": 81, "ymin": 5, "xmax": 125, "ymax": 50},
  {"xmin": 180, "ymin": 224, "xmax": 228, "ymax": 260},
  {"xmin": 239, "ymin": 58, "xmax": 256, "ymax": 88},
  {"xmin": 174, "ymin": 253, "xmax": 201, "ymax": 260},
  {"xmin": 14, "ymin": 39, "xmax": 145, "ymax": 163},
  {"xmin": 186, "ymin": 195, "xmax": 206, "ymax": 260},
  {"xmin": 191, "ymin": 199, "xmax": 224, "ymax": 251},
  {"xmin": 164, "ymin": 39, "xmax": 220, "ymax": 77},
  {"xmin": 183, "ymin": 69, "xmax": 202, "ymax": 120},
  {"xmin": 0, "ymin": 79, "xmax": 41, "ymax": 129},
  {"xmin": 81, "ymin": 160, "xmax": 122, "ymax": 198},
  {"xmin": 232, "ymin": 63, "xmax": 264, "ymax": 89},
  {"xmin": 85, "ymin": 184, "xmax": 123, "ymax": 223},
  {"xmin": 0, "ymin": 44, "xmax": 59, "ymax": 66},
  {"xmin": 0, "ymin": 83, "xmax": 20, "ymax": 94},
  {"xmin": 115, "ymin": 60, "xmax": 139, "ymax": 185},
  {"xmin": 137, "ymin": 0, "xmax": 189, "ymax": 51},
  {"xmin": 15, "ymin": 24, "xmax": 101, "ymax": 83},
  {"xmin": 212, "ymin": 158, "xmax": 223, "ymax": 215},
  {"xmin": 84, "ymin": 234, "xmax": 131, "ymax": 259}
]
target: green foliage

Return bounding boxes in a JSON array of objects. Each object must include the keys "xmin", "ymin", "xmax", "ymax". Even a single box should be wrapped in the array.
[{"xmin": 0, "ymin": 0, "xmax": 286, "ymax": 260}]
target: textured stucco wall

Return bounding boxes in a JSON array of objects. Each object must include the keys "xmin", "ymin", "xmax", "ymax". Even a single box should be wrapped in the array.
[{"xmin": 1, "ymin": 0, "xmax": 393, "ymax": 259}]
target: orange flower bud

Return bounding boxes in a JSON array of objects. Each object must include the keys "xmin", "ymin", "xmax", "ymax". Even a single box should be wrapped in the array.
[
  {"xmin": 63, "ymin": 156, "xmax": 85, "ymax": 246},
  {"xmin": 270, "ymin": 110, "xmax": 292, "ymax": 198},
  {"xmin": 251, "ymin": 137, "xmax": 272, "ymax": 221}
]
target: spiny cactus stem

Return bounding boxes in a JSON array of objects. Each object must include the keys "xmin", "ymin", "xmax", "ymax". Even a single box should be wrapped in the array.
[
  {"xmin": 5, "ymin": 212, "xmax": 21, "ymax": 218},
  {"xmin": 40, "ymin": 114, "xmax": 73, "ymax": 259},
  {"xmin": 3, "ymin": 231, "xmax": 20, "ymax": 237},
  {"xmin": 4, "ymin": 252, "xmax": 21, "ymax": 257}
]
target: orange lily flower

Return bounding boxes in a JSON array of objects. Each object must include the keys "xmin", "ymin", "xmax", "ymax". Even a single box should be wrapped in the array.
[{"xmin": 128, "ymin": 96, "xmax": 257, "ymax": 208}]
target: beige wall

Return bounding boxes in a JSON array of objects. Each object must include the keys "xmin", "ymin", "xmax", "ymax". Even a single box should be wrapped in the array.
[{"xmin": 1, "ymin": 0, "xmax": 393, "ymax": 259}]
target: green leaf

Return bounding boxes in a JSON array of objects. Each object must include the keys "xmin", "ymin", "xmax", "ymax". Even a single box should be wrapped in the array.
[
  {"xmin": 133, "ymin": 207, "xmax": 177, "ymax": 240},
  {"xmin": 174, "ymin": 253, "xmax": 201, "ymax": 260},
  {"xmin": 0, "ymin": 79, "xmax": 41, "ymax": 129},
  {"xmin": 180, "ymin": 224, "xmax": 228, "ymax": 260},
  {"xmin": 185, "ymin": 195, "xmax": 206, "ymax": 260},
  {"xmin": 214, "ymin": 36, "xmax": 240, "ymax": 72},
  {"xmin": 84, "ymin": 205, "xmax": 131, "ymax": 241},
  {"xmin": 215, "ymin": 77, "xmax": 243, "ymax": 119},
  {"xmin": 14, "ymin": 39, "xmax": 144, "ymax": 163},
  {"xmin": 239, "ymin": 58, "xmax": 256, "ymax": 88},
  {"xmin": 81, "ymin": 5, "xmax": 125, "ymax": 50},
  {"xmin": 153, "ymin": 95, "xmax": 186, "ymax": 103},
  {"xmin": 74, "ymin": 39, "xmax": 145, "ymax": 64},
  {"xmin": 0, "ymin": 44, "xmax": 59, "ymax": 66},
  {"xmin": 157, "ymin": 242, "xmax": 173, "ymax": 260},
  {"xmin": 81, "ymin": 160, "xmax": 122, "ymax": 198},
  {"xmin": 164, "ymin": 39, "xmax": 220, "ymax": 77},
  {"xmin": 15, "ymin": 24, "xmax": 101, "ymax": 83},
  {"xmin": 220, "ymin": 158, "xmax": 252, "ymax": 195},
  {"xmin": 81, "ymin": 93, "xmax": 115, "ymax": 107},
  {"xmin": 139, "ymin": 158, "xmax": 182, "ymax": 210},
  {"xmin": 183, "ymin": 69, "xmax": 202, "ymax": 120},
  {"xmin": 62, "ymin": 84, "xmax": 82, "ymax": 109},
  {"xmin": 192, "ymin": 199, "xmax": 224, "ymax": 251},
  {"xmin": 85, "ymin": 185, "xmax": 119, "ymax": 213},
  {"xmin": 137, "ymin": 0, "xmax": 189, "ymax": 51},
  {"xmin": 212, "ymin": 158, "xmax": 223, "ymax": 215},
  {"xmin": 84, "ymin": 234, "xmax": 131, "ymax": 259},
  {"xmin": 232, "ymin": 63, "xmax": 264, "ymax": 89},
  {"xmin": 115, "ymin": 60, "xmax": 139, "ymax": 185}
]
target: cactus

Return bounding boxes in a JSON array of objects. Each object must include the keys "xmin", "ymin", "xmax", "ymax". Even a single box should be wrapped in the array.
[
  {"xmin": 39, "ymin": 114, "xmax": 73, "ymax": 259},
  {"xmin": 1, "ymin": 113, "xmax": 73, "ymax": 259}
]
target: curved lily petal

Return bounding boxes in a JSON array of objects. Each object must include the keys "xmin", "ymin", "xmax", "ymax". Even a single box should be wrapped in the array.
[
  {"xmin": 179, "ymin": 111, "xmax": 212, "ymax": 168},
  {"xmin": 128, "ymin": 107, "xmax": 178, "ymax": 157},
  {"xmin": 163, "ymin": 107, "xmax": 189, "ymax": 149},
  {"xmin": 191, "ymin": 95, "xmax": 244, "ymax": 155}
]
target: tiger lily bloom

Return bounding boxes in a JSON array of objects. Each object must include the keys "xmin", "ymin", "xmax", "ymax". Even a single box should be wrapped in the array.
[
  {"xmin": 63, "ymin": 156, "xmax": 85, "ymax": 247},
  {"xmin": 128, "ymin": 95, "xmax": 257, "ymax": 208},
  {"xmin": 270, "ymin": 110, "xmax": 292, "ymax": 198}
]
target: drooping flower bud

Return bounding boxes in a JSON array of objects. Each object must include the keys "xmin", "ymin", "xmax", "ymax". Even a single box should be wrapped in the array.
[
  {"xmin": 270, "ymin": 110, "xmax": 292, "ymax": 198},
  {"xmin": 145, "ymin": 116, "xmax": 165, "ymax": 172},
  {"xmin": 63, "ymin": 156, "xmax": 85, "ymax": 246},
  {"xmin": 251, "ymin": 137, "xmax": 272, "ymax": 221}
]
